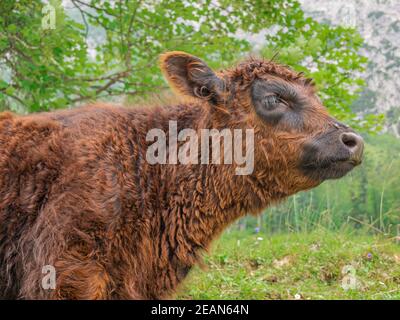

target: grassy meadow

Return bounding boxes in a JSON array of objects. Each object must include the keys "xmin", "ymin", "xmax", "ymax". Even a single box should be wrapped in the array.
[{"xmin": 178, "ymin": 230, "xmax": 400, "ymax": 300}]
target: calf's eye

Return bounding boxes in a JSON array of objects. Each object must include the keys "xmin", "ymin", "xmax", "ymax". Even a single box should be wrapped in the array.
[
  {"xmin": 253, "ymin": 93, "xmax": 290, "ymax": 125},
  {"xmin": 251, "ymin": 80, "xmax": 292, "ymax": 125},
  {"xmin": 264, "ymin": 95, "xmax": 280, "ymax": 108},
  {"xmin": 263, "ymin": 94, "xmax": 288, "ymax": 110}
]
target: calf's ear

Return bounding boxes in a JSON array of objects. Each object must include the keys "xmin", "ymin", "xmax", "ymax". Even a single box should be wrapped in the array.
[{"xmin": 159, "ymin": 51, "xmax": 224, "ymax": 103}]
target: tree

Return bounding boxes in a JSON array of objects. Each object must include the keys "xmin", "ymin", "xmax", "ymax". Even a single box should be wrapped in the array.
[{"xmin": 0, "ymin": 0, "xmax": 383, "ymax": 131}]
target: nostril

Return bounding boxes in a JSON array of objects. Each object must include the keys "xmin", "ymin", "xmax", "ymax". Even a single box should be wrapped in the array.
[
  {"xmin": 342, "ymin": 135, "xmax": 357, "ymax": 148},
  {"xmin": 341, "ymin": 133, "xmax": 358, "ymax": 149}
]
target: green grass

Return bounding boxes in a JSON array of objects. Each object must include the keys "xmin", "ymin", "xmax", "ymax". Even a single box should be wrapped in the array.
[{"xmin": 178, "ymin": 229, "xmax": 400, "ymax": 300}]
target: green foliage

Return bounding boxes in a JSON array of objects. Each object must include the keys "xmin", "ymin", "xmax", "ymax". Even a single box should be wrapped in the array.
[
  {"xmin": 0, "ymin": 0, "xmax": 383, "ymax": 131},
  {"xmin": 0, "ymin": 0, "xmax": 281, "ymax": 111},
  {"xmin": 0, "ymin": 0, "xmax": 90, "ymax": 112},
  {"xmin": 179, "ymin": 230, "xmax": 400, "ymax": 300}
]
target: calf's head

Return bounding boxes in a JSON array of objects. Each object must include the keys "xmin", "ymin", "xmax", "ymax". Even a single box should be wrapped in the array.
[{"xmin": 160, "ymin": 51, "xmax": 364, "ymax": 194}]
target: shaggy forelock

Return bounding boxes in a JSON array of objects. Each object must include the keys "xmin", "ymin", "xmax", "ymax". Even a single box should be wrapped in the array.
[{"xmin": 223, "ymin": 57, "xmax": 316, "ymax": 88}]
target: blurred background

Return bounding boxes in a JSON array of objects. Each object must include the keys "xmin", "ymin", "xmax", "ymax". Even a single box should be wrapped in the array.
[{"xmin": 0, "ymin": 0, "xmax": 399, "ymax": 299}]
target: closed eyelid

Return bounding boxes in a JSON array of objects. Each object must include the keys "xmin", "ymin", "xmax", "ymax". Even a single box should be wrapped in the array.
[{"xmin": 253, "ymin": 80, "xmax": 299, "ymax": 101}]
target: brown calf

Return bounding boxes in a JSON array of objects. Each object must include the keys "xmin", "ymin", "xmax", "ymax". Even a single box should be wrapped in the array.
[{"xmin": 0, "ymin": 51, "xmax": 364, "ymax": 299}]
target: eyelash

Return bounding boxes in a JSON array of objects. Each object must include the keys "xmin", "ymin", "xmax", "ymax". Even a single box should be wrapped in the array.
[
  {"xmin": 264, "ymin": 94, "xmax": 289, "ymax": 107},
  {"xmin": 265, "ymin": 95, "xmax": 279, "ymax": 105}
]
